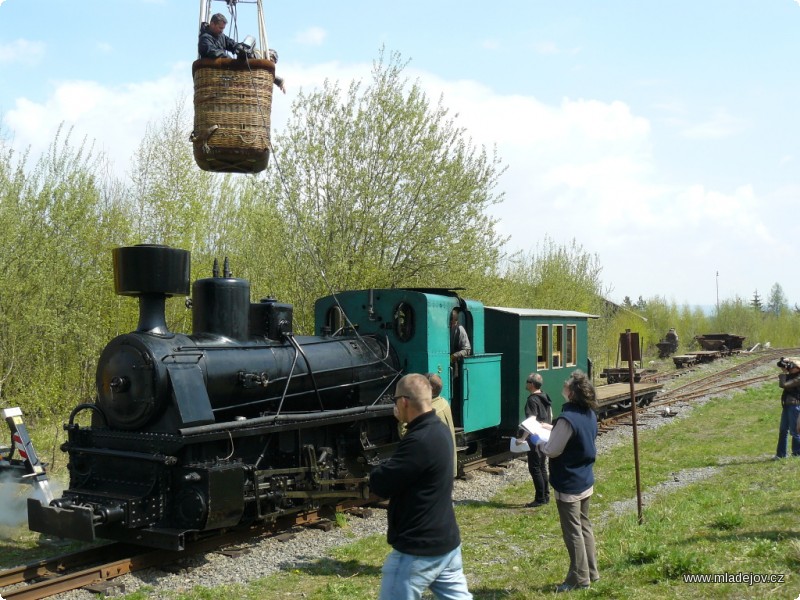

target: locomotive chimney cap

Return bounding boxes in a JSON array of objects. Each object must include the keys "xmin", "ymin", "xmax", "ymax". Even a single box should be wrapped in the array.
[{"xmin": 113, "ymin": 245, "xmax": 191, "ymax": 297}]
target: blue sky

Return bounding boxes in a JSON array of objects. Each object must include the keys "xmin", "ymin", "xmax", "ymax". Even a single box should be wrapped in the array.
[{"xmin": 2, "ymin": 0, "xmax": 799, "ymax": 309}]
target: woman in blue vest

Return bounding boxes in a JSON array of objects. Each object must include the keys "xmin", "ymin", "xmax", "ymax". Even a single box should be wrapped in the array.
[{"xmin": 527, "ymin": 370, "xmax": 599, "ymax": 592}]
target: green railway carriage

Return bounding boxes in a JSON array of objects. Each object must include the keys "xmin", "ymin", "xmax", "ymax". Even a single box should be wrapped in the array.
[{"xmin": 484, "ymin": 307, "xmax": 598, "ymax": 431}]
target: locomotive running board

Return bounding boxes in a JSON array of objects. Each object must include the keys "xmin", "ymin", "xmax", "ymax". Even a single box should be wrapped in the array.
[{"xmin": 28, "ymin": 498, "xmax": 97, "ymax": 542}]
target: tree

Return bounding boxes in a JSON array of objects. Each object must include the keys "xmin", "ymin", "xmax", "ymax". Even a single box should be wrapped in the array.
[
  {"xmin": 0, "ymin": 127, "xmax": 129, "ymax": 418},
  {"xmin": 129, "ymin": 100, "xmax": 219, "ymax": 254},
  {"xmin": 750, "ymin": 290, "xmax": 762, "ymax": 311},
  {"xmin": 766, "ymin": 282, "xmax": 788, "ymax": 316},
  {"xmin": 254, "ymin": 48, "xmax": 507, "ymax": 330},
  {"xmin": 496, "ymin": 238, "xmax": 604, "ymax": 311}
]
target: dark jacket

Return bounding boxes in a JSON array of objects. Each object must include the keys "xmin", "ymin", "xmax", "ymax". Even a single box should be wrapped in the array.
[
  {"xmin": 525, "ymin": 391, "xmax": 553, "ymax": 425},
  {"xmin": 549, "ymin": 403, "xmax": 597, "ymax": 494},
  {"xmin": 369, "ymin": 411, "xmax": 461, "ymax": 556},
  {"xmin": 198, "ymin": 24, "xmax": 238, "ymax": 58},
  {"xmin": 779, "ymin": 372, "xmax": 800, "ymax": 405}
]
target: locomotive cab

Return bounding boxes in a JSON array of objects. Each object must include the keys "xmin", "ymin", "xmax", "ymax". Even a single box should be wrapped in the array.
[{"xmin": 314, "ymin": 289, "xmax": 503, "ymax": 467}]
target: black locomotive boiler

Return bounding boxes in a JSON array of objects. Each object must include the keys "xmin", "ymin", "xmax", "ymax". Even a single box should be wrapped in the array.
[{"xmin": 28, "ymin": 245, "xmax": 401, "ymax": 550}]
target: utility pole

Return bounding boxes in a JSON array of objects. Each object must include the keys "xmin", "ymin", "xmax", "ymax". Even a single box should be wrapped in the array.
[{"xmin": 716, "ymin": 271, "xmax": 719, "ymax": 314}]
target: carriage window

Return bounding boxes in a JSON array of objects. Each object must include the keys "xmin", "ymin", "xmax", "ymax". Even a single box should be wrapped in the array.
[
  {"xmin": 325, "ymin": 306, "xmax": 346, "ymax": 335},
  {"xmin": 537, "ymin": 325, "xmax": 549, "ymax": 369},
  {"xmin": 552, "ymin": 325, "xmax": 563, "ymax": 368},
  {"xmin": 566, "ymin": 325, "xmax": 577, "ymax": 366},
  {"xmin": 393, "ymin": 302, "xmax": 415, "ymax": 342}
]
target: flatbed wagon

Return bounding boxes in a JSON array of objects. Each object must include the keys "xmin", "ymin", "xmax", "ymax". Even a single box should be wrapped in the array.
[
  {"xmin": 595, "ymin": 381, "xmax": 663, "ymax": 412},
  {"xmin": 599, "ymin": 367, "xmax": 657, "ymax": 384},
  {"xmin": 686, "ymin": 350, "xmax": 722, "ymax": 363},
  {"xmin": 673, "ymin": 355, "xmax": 698, "ymax": 368},
  {"xmin": 695, "ymin": 333, "xmax": 746, "ymax": 352}
]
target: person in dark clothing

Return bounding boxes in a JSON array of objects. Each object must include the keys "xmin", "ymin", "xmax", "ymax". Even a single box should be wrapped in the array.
[
  {"xmin": 775, "ymin": 357, "xmax": 800, "ymax": 459},
  {"xmin": 370, "ymin": 373, "xmax": 472, "ymax": 600},
  {"xmin": 523, "ymin": 372, "xmax": 552, "ymax": 507},
  {"xmin": 198, "ymin": 13, "xmax": 286, "ymax": 93},
  {"xmin": 527, "ymin": 370, "xmax": 599, "ymax": 592},
  {"xmin": 198, "ymin": 13, "xmax": 239, "ymax": 59},
  {"xmin": 449, "ymin": 308, "xmax": 471, "ymax": 423},
  {"xmin": 449, "ymin": 309, "xmax": 471, "ymax": 364}
]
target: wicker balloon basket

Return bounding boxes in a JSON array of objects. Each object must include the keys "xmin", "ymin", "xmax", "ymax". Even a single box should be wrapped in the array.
[{"xmin": 192, "ymin": 58, "xmax": 274, "ymax": 174}]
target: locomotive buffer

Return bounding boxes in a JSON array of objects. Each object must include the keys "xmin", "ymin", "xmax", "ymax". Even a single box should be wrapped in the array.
[{"xmin": 1, "ymin": 407, "xmax": 54, "ymax": 505}]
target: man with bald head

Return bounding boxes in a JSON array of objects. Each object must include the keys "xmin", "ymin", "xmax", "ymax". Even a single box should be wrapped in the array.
[{"xmin": 370, "ymin": 373, "xmax": 472, "ymax": 599}]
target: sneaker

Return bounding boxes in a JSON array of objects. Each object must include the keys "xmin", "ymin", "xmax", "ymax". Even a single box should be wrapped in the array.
[
  {"xmin": 555, "ymin": 582, "xmax": 590, "ymax": 593},
  {"xmin": 525, "ymin": 500, "xmax": 547, "ymax": 508},
  {"xmin": 773, "ymin": 455, "xmax": 785, "ymax": 461}
]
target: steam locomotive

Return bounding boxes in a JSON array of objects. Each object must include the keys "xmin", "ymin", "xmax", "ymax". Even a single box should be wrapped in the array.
[{"xmin": 29, "ymin": 244, "xmax": 597, "ymax": 550}]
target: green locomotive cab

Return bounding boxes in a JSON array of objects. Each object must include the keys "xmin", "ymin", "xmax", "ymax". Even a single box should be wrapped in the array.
[{"xmin": 314, "ymin": 289, "xmax": 501, "ymax": 438}]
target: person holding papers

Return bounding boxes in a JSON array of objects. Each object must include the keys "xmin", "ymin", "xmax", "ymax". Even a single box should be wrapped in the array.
[
  {"xmin": 522, "ymin": 373, "xmax": 553, "ymax": 507},
  {"xmin": 526, "ymin": 370, "xmax": 599, "ymax": 593}
]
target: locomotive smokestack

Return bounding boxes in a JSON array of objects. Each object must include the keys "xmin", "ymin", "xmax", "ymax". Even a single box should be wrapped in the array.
[
  {"xmin": 135, "ymin": 295, "xmax": 170, "ymax": 335},
  {"xmin": 112, "ymin": 245, "xmax": 191, "ymax": 335}
]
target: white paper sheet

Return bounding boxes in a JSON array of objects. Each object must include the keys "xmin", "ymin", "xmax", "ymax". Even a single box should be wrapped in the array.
[
  {"xmin": 519, "ymin": 416, "xmax": 551, "ymax": 442},
  {"xmin": 510, "ymin": 437, "xmax": 531, "ymax": 453}
]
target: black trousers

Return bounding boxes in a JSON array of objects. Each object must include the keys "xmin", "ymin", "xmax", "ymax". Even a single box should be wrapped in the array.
[{"xmin": 527, "ymin": 449, "xmax": 549, "ymax": 502}]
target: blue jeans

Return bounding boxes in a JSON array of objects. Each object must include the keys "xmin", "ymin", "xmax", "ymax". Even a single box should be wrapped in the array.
[
  {"xmin": 379, "ymin": 545, "xmax": 472, "ymax": 600},
  {"xmin": 776, "ymin": 404, "xmax": 800, "ymax": 458}
]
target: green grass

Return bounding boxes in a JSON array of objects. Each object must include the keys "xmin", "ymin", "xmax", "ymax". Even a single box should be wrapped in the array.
[{"xmin": 3, "ymin": 380, "xmax": 799, "ymax": 599}]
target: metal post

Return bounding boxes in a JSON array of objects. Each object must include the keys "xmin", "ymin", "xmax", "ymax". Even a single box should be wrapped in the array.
[{"xmin": 625, "ymin": 330, "xmax": 644, "ymax": 524}]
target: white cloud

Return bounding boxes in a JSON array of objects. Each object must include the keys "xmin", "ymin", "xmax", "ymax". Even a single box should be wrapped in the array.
[
  {"xmin": 96, "ymin": 41, "xmax": 113, "ymax": 54},
  {"xmin": 4, "ymin": 63, "xmax": 191, "ymax": 175},
  {"xmin": 403, "ymin": 71, "xmax": 789, "ymax": 303},
  {"xmin": 0, "ymin": 39, "xmax": 46, "ymax": 66},
  {"xmin": 535, "ymin": 41, "xmax": 559, "ymax": 55},
  {"xmin": 295, "ymin": 27, "xmax": 327, "ymax": 46},
  {"xmin": 679, "ymin": 107, "xmax": 747, "ymax": 140},
  {"xmin": 2, "ymin": 58, "xmax": 792, "ymax": 304}
]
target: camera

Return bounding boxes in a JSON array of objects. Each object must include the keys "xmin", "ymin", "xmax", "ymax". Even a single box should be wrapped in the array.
[{"xmin": 777, "ymin": 357, "xmax": 797, "ymax": 370}]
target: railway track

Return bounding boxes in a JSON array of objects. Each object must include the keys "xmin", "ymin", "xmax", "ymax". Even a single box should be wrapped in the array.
[
  {"xmin": 0, "ymin": 502, "xmax": 369, "ymax": 600},
  {"xmin": 598, "ymin": 350, "xmax": 795, "ymax": 433}
]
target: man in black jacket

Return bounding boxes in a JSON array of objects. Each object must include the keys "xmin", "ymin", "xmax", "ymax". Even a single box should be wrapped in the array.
[
  {"xmin": 370, "ymin": 373, "xmax": 473, "ymax": 600},
  {"xmin": 198, "ymin": 13, "xmax": 239, "ymax": 59},
  {"xmin": 776, "ymin": 357, "xmax": 800, "ymax": 458},
  {"xmin": 523, "ymin": 372, "xmax": 552, "ymax": 507},
  {"xmin": 197, "ymin": 13, "xmax": 287, "ymax": 93}
]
